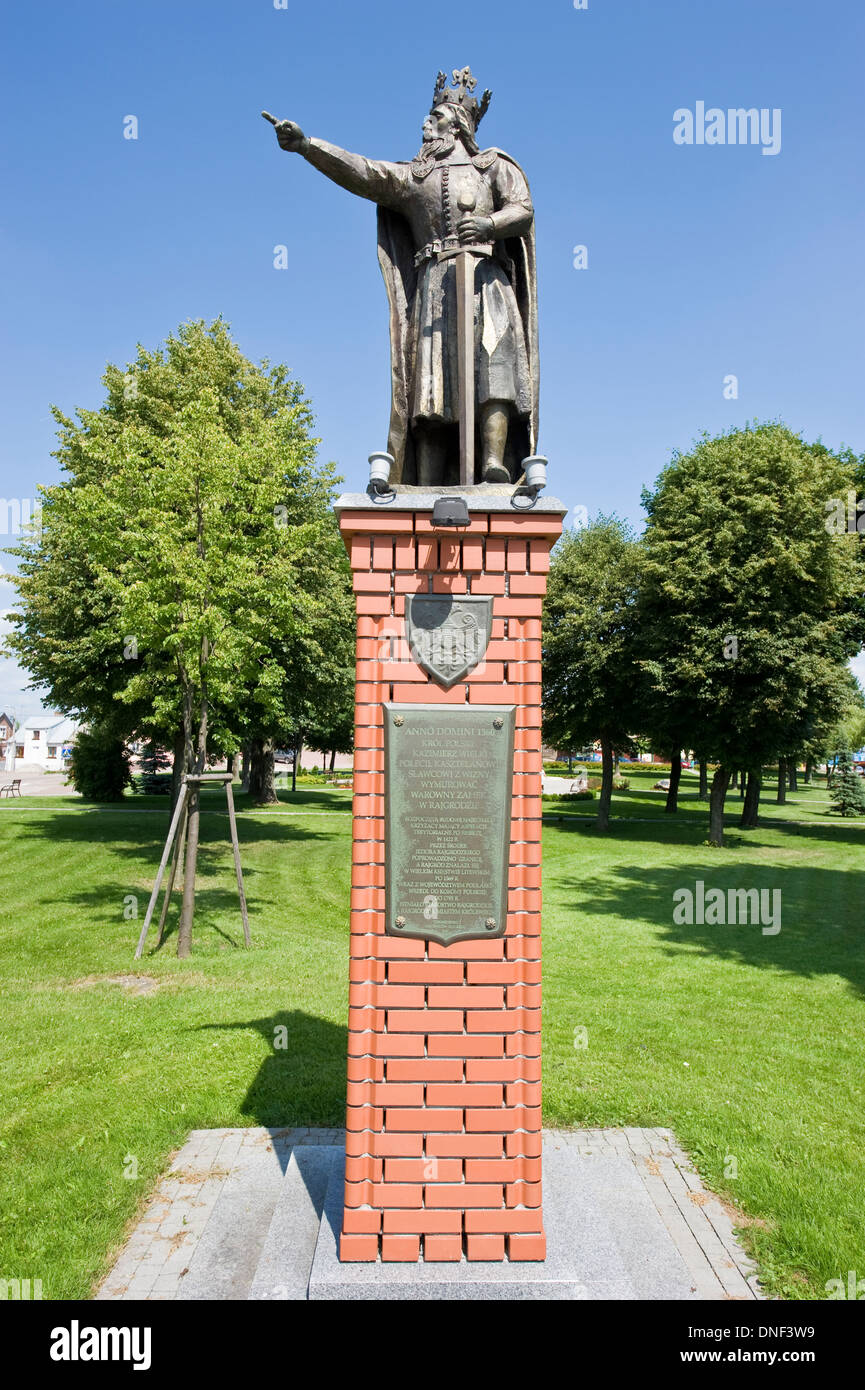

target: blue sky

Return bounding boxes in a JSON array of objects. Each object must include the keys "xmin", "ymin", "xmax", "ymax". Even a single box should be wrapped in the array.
[{"xmin": 1, "ymin": 0, "xmax": 863, "ymax": 717}]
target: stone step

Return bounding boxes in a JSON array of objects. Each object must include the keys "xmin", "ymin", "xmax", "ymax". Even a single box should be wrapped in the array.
[
  {"xmin": 242, "ymin": 1139, "xmax": 700, "ymax": 1300},
  {"xmin": 248, "ymin": 1146, "xmax": 338, "ymax": 1300},
  {"xmin": 175, "ymin": 1131, "xmax": 295, "ymax": 1301},
  {"xmin": 99, "ymin": 1127, "xmax": 756, "ymax": 1300}
]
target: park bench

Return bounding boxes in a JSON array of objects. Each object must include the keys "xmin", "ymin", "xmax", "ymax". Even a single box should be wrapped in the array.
[{"xmin": 0, "ymin": 778, "xmax": 22, "ymax": 798}]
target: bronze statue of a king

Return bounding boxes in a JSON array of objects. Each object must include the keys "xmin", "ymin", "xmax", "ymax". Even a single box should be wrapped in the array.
[{"xmin": 263, "ymin": 67, "xmax": 539, "ymax": 488}]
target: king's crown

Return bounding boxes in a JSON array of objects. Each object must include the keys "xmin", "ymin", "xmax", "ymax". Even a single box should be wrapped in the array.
[{"xmin": 431, "ymin": 66, "xmax": 492, "ymax": 129}]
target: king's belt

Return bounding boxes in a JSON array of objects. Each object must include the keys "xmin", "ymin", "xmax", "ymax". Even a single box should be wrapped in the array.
[{"xmin": 413, "ymin": 238, "xmax": 494, "ymax": 267}]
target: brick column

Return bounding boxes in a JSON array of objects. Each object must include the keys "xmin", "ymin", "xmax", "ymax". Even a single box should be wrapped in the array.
[{"xmin": 336, "ymin": 495, "xmax": 564, "ymax": 1263}]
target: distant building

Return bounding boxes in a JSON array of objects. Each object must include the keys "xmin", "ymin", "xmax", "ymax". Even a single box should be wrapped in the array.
[
  {"xmin": 0, "ymin": 712, "xmax": 13, "ymax": 759},
  {"xmin": 17, "ymin": 715, "xmax": 79, "ymax": 769}
]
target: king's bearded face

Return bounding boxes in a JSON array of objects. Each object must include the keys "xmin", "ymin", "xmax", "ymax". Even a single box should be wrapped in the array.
[{"xmin": 420, "ymin": 104, "xmax": 458, "ymax": 157}]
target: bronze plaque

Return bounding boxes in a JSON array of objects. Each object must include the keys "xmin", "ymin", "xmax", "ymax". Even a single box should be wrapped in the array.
[{"xmin": 384, "ymin": 702, "xmax": 515, "ymax": 946}]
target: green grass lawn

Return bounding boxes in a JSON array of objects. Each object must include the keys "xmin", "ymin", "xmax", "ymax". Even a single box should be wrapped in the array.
[{"xmin": 0, "ymin": 772, "xmax": 862, "ymax": 1299}]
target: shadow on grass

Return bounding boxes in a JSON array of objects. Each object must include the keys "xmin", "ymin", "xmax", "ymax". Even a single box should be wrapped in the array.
[
  {"xmin": 109, "ymin": 786, "xmax": 353, "ymax": 813},
  {"xmin": 14, "ymin": 811, "xmax": 347, "ymax": 952},
  {"xmin": 555, "ymin": 859, "xmax": 865, "ymax": 997},
  {"xmin": 11, "ymin": 801, "xmax": 344, "ymax": 851},
  {"xmin": 60, "ymin": 883, "xmax": 262, "ymax": 952},
  {"xmin": 195, "ymin": 1009, "xmax": 347, "ymax": 1132},
  {"xmin": 545, "ymin": 806, "xmax": 865, "ymax": 847}
]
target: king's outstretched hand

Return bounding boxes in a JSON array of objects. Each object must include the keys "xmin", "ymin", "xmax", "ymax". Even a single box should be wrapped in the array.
[{"xmin": 261, "ymin": 111, "xmax": 307, "ymax": 153}]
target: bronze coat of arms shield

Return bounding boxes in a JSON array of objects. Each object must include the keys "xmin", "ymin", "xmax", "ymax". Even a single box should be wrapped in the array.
[{"xmin": 405, "ymin": 593, "xmax": 493, "ymax": 688}]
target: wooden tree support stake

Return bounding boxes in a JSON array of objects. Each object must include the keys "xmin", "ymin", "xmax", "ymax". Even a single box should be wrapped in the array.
[
  {"xmin": 156, "ymin": 798, "xmax": 188, "ymax": 946},
  {"xmin": 134, "ymin": 772, "xmax": 251, "ymax": 958}
]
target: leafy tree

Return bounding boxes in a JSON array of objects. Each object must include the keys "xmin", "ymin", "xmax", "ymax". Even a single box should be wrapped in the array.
[
  {"xmin": 817, "ymin": 677, "xmax": 865, "ymax": 784},
  {"xmin": 4, "ymin": 320, "xmax": 351, "ymax": 954},
  {"xmin": 67, "ymin": 727, "xmax": 132, "ymax": 801},
  {"xmin": 240, "ymin": 505, "xmax": 354, "ymax": 803},
  {"xmin": 4, "ymin": 318, "xmax": 315, "ymax": 758},
  {"xmin": 739, "ymin": 766, "xmax": 763, "ymax": 829},
  {"xmin": 635, "ymin": 702, "xmax": 690, "ymax": 814},
  {"xmin": 829, "ymin": 748, "xmax": 865, "ymax": 817},
  {"xmin": 137, "ymin": 740, "xmax": 171, "ymax": 795},
  {"xmin": 247, "ymin": 737, "xmax": 280, "ymax": 805},
  {"xmin": 821, "ymin": 443, "xmax": 865, "ymax": 643},
  {"xmin": 542, "ymin": 517, "xmax": 643, "ymax": 830},
  {"xmin": 639, "ymin": 424, "xmax": 862, "ymax": 845},
  {"xmin": 64, "ymin": 392, "xmax": 340, "ymax": 954},
  {"xmin": 281, "ymin": 567, "xmax": 355, "ymax": 791},
  {"xmin": 307, "ymin": 695, "xmax": 355, "ymax": 773}
]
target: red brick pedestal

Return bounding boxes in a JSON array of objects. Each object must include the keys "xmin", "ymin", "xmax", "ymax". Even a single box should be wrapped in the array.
[{"xmin": 335, "ymin": 491, "xmax": 564, "ymax": 1263}]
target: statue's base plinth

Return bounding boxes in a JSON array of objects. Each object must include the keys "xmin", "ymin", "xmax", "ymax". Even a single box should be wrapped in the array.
[{"xmin": 335, "ymin": 490, "xmax": 565, "ymax": 1263}]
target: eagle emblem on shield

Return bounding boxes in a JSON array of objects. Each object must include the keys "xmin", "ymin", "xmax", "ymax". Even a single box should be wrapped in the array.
[{"xmin": 405, "ymin": 593, "xmax": 493, "ymax": 688}]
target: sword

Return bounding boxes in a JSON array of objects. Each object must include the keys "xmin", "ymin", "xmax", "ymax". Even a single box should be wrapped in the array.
[{"xmin": 439, "ymin": 192, "xmax": 491, "ymax": 488}]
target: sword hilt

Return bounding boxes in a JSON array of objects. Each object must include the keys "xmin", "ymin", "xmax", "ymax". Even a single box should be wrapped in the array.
[{"xmin": 436, "ymin": 244, "xmax": 492, "ymax": 262}]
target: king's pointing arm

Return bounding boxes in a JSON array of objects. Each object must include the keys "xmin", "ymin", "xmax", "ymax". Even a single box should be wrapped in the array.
[
  {"xmin": 267, "ymin": 117, "xmax": 405, "ymax": 207},
  {"xmin": 302, "ymin": 137, "xmax": 406, "ymax": 206}
]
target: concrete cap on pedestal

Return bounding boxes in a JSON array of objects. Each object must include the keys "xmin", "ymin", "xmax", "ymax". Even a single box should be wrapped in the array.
[{"xmin": 335, "ymin": 486, "xmax": 568, "ymax": 518}]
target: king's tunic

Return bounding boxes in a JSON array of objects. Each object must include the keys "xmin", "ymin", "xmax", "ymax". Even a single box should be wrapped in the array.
[{"xmin": 302, "ymin": 138, "xmax": 534, "ymax": 429}]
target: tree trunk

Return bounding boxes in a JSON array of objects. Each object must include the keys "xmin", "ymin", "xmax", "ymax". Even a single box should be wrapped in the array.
[
  {"xmin": 739, "ymin": 770, "xmax": 746, "ymax": 800},
  {"xmin": 597, "ymin": 734, "xmax": 614, "ymax": 832},
  {"xmin": 249, "ymin": 738, "xmax": 278, "ymax": 805},
  {"xmin": 776, "ymin": 757, "xmax": 787, "ymax": 804},
  {"xmin": 665, "ymin": 748, "xmax": 681, "ymax": 814},
  {"xmin": 177, "ymin": 785, "xmax": 200, "ymax": 958},
  {"xmin": 230, "ymin": 751, "xmax": 242, "ymax": 782},
  {"xmin": 804, "ymin": 758, "xmax": 813, "ymax": 785},
  {"xmin": 788, "ymin": 761, "xmax": 798, "ymax": 792},
  {"xmin": 292, "ymin": 734, "xmax": 303, "ymax": 793},
  {"xmin": 730, "ymin": 769, "xmax": 738, "ymax": 790},
  {"xmin": 708, "ymin": 764, "xmax": 730, "ymax": 847},
  {"xmin": 740, "ymin": 767, "xmax": 762, "ymax": 828},
  {"xmin": 240, "ymin": 742, "xmax": 251, "ymax": 792},
  {"xmin": 698, "ymin": 759, "xmax": 708, "ymax": 801},
  {"xmin": 329, "ymin": 749, "xmax": 336, "ymax": 774}
]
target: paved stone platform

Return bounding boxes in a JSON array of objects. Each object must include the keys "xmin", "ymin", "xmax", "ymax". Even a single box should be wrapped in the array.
[{"xmin": 96, "ymin": 1126, "xmax": 762, "ymax": 1301}]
